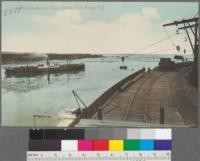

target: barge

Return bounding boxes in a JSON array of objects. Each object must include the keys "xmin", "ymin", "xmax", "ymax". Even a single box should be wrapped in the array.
[{"xmin": 5, "ymin": 63, "xmax": 85, "ymax": 77}]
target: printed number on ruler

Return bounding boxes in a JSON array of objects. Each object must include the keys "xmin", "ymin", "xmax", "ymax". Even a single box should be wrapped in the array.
[{"xmin": 27, "ymin": 151, "xmax": 171, "ymax": 161}]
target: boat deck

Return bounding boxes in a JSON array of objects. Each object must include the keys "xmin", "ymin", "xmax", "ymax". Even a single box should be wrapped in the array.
[
  {"xmin": 5, "ymin": 63, "xmax": 85, "ymax": 77},
  {"xmin": 90, "ymin": 67, "xmax": 198, "ymax": 127}
]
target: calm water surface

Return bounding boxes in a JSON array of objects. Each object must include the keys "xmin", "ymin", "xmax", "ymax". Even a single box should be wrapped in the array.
[{"xmin": 2, "ymin": 54, "xmax": 192, "ymax": 126}]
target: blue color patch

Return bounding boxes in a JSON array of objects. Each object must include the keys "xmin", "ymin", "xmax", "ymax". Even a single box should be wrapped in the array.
[{"xmin": 140, "ymin": 140, "xmax": 154, "ymax": 150}]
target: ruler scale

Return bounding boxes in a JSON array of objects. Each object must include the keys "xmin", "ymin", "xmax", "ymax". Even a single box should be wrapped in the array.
[
  {"xmin": 27, "ymin": 129, "xmax": 172, "ymax": 161},
  {"xmin": 27, "ymin": 151, "xmax": 171, "ymax": 161}
]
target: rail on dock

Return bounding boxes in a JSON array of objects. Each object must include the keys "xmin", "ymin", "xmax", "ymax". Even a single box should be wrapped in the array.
[{"xmin": 69, "ymin": 68, "xmax": 145, "ymax": 127}]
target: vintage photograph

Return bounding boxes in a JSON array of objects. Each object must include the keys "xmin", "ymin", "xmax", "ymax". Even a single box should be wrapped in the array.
[{"xmin": 1, "ymin": 1, "xmax": 198, "ymax": 127}]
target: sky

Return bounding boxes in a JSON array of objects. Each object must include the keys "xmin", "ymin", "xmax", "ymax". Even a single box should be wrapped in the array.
[{"xmin": 2, "ymin": 1, "xmax": 199, "ymax": 54}]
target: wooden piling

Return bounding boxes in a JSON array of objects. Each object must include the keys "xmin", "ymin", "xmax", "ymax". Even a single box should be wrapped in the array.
[
  {"xmin": 98, "ymin": 108, "xmax": 103, "ymax": 120},
  {"xmin": 160, "ymin": 107, "xmax": 165, "ymax": 124}
]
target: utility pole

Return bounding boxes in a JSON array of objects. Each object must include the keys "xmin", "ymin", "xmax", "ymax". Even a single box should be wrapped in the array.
[
  {"xmin": 163, "ymin": 17, "xmax": 199, "ymax": 85},
  {"xmin": 163, "ymin": 17, "xmax": 198, "ymax": 63}
]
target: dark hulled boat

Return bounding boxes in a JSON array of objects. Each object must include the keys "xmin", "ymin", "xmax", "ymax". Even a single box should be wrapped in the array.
[{"xmin": 5, "ymin": 63, "xmax": 85, "ymax": 77}]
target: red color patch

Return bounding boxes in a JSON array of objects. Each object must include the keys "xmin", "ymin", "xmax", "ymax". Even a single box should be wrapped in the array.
[{"xmin": 93, "ymin": 140, "xmax": 109, "ymax": 151}]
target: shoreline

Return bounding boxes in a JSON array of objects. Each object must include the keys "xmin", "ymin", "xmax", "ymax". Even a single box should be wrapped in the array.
[
  {"xmin": 1, "ymin": 52, "xmax": 103, "ymax": 64},
  {"xmin": 68, "ymin": 61, "xmax": 197, "ymax": 127}
]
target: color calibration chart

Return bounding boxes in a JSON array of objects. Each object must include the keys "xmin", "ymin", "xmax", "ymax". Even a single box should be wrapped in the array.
[{"xmin": 27, "ymin": 128, "xmax": 171, "ymax": 161}]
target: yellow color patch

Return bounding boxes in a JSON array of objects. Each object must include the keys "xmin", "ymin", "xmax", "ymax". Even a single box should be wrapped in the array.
[{"xmin": 109, "ymin": 140, "xmax": 124, "ymax": 151}]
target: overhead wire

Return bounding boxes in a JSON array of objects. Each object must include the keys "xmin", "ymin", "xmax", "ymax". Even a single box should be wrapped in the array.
[
  {"xmin": 135, "ymin": 33, "xmax": 178, "ymax": 54},
  {"xmin": 169, "ymin": 11, "xmax": 199, "ymax": 22},
  {"xmin": 140, "ymin": 48, "xmax": 176, "ymax": 54},
  {"xmin": 164, "ymin": 27, "xmax": 176, "ymax": 47}
]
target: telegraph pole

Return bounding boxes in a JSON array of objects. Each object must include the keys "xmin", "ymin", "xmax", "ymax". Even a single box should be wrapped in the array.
[
  {"xmin": 163, "ymin": 18, "xmax": 198, "ymax": 62},
  {"xmin": 163, "ymin": 17, "xmax": 199, "ymax": 85}
]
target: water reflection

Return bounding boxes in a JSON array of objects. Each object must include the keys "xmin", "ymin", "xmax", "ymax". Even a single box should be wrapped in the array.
[
  {"xmin": 3, "ymin": 68, "xmax": 85, "ymax": 92},
  {"xmin": 2, "ymin": 54, "xmax": 193, "ymax": 126},
  {"xmin": 5, "ymin": 70, "xmax": 84, "ymax": 85}
]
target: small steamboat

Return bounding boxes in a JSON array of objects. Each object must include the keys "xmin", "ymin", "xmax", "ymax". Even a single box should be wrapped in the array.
[{"xmin": 5, "ymin": 60, "xmax": 85, "ymax": 77}]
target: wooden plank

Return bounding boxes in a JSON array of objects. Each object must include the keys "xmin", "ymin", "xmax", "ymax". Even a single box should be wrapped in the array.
[{"xmin": 75, "ymin": 119, "xmax": 188, "ymax": 127}]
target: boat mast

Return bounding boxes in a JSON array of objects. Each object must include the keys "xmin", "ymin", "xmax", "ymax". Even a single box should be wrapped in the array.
[
  {"xmin": 46, "ymin": 57, "xmax": 50, "ymax": 66},
  {"xmin": 26, "ymin": 58, "xmax": 29, "ymax": 67}
]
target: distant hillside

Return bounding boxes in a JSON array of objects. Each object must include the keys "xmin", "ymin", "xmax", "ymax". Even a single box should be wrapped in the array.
[
  {"xmin": 47, "ymin": 53, "xmax": 102, "ymax": 60},
  {"xmin": 1, "ymin": 52, "xmax": 103, "ymax": 64},
  {"xmin": 1, "ymin": 52, "xmax": 45, "ymax": 64}
]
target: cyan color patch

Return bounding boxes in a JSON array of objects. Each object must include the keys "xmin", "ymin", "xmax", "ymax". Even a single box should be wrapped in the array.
[{"xmin": 140, "ymin": 140, "xmax": 154, "ymax": 150}]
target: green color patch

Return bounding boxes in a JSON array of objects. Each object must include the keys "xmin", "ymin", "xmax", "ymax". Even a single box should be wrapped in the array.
[{"xmin": 124, "ymin": 140, "xmax": 140, "ymax": 150}]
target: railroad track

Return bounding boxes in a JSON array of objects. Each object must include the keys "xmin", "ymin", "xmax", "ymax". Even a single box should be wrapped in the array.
[{"xmin": 124, "ymin": 71, "xmax": 163, "ymax": 122}]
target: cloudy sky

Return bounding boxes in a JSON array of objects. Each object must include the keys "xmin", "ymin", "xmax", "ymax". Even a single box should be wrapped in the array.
[{"xmin": 2, "ymin": 2, "xmax": 198, "ymax": 54}]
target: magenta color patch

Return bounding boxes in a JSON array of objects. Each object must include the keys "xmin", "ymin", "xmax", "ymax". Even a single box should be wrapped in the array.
[{"xmin": 78, "ymin": 140, "xmax": 93, "ymax": 151}]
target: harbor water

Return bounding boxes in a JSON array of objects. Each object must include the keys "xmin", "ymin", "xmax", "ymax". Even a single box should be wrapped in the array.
[{"xmin": 1, "ymin": 54, "xmax": 193, "ymax": 126}]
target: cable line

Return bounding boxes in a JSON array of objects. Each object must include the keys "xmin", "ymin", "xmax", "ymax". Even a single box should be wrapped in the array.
[
  {"xmin": 135, "ymin": 33, "xmax": 177, "ymax": 54},
  {"xmin": 140, "ymin": 47, "xmax": 179, "ymax": 54},
  {"xmin": 164, "ymin": 28, "xmax": 176, "ymax": 47}
]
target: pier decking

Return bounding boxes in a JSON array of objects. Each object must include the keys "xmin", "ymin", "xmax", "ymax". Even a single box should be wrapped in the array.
[{"xmin": 74, "ymin": 65, "xmax": 198, "ymax": 127}]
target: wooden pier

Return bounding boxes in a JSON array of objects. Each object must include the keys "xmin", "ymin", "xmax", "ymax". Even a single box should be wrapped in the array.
[{"xmin": 72, "ymin": 63, "xmax": 198, "ymax": 127}]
